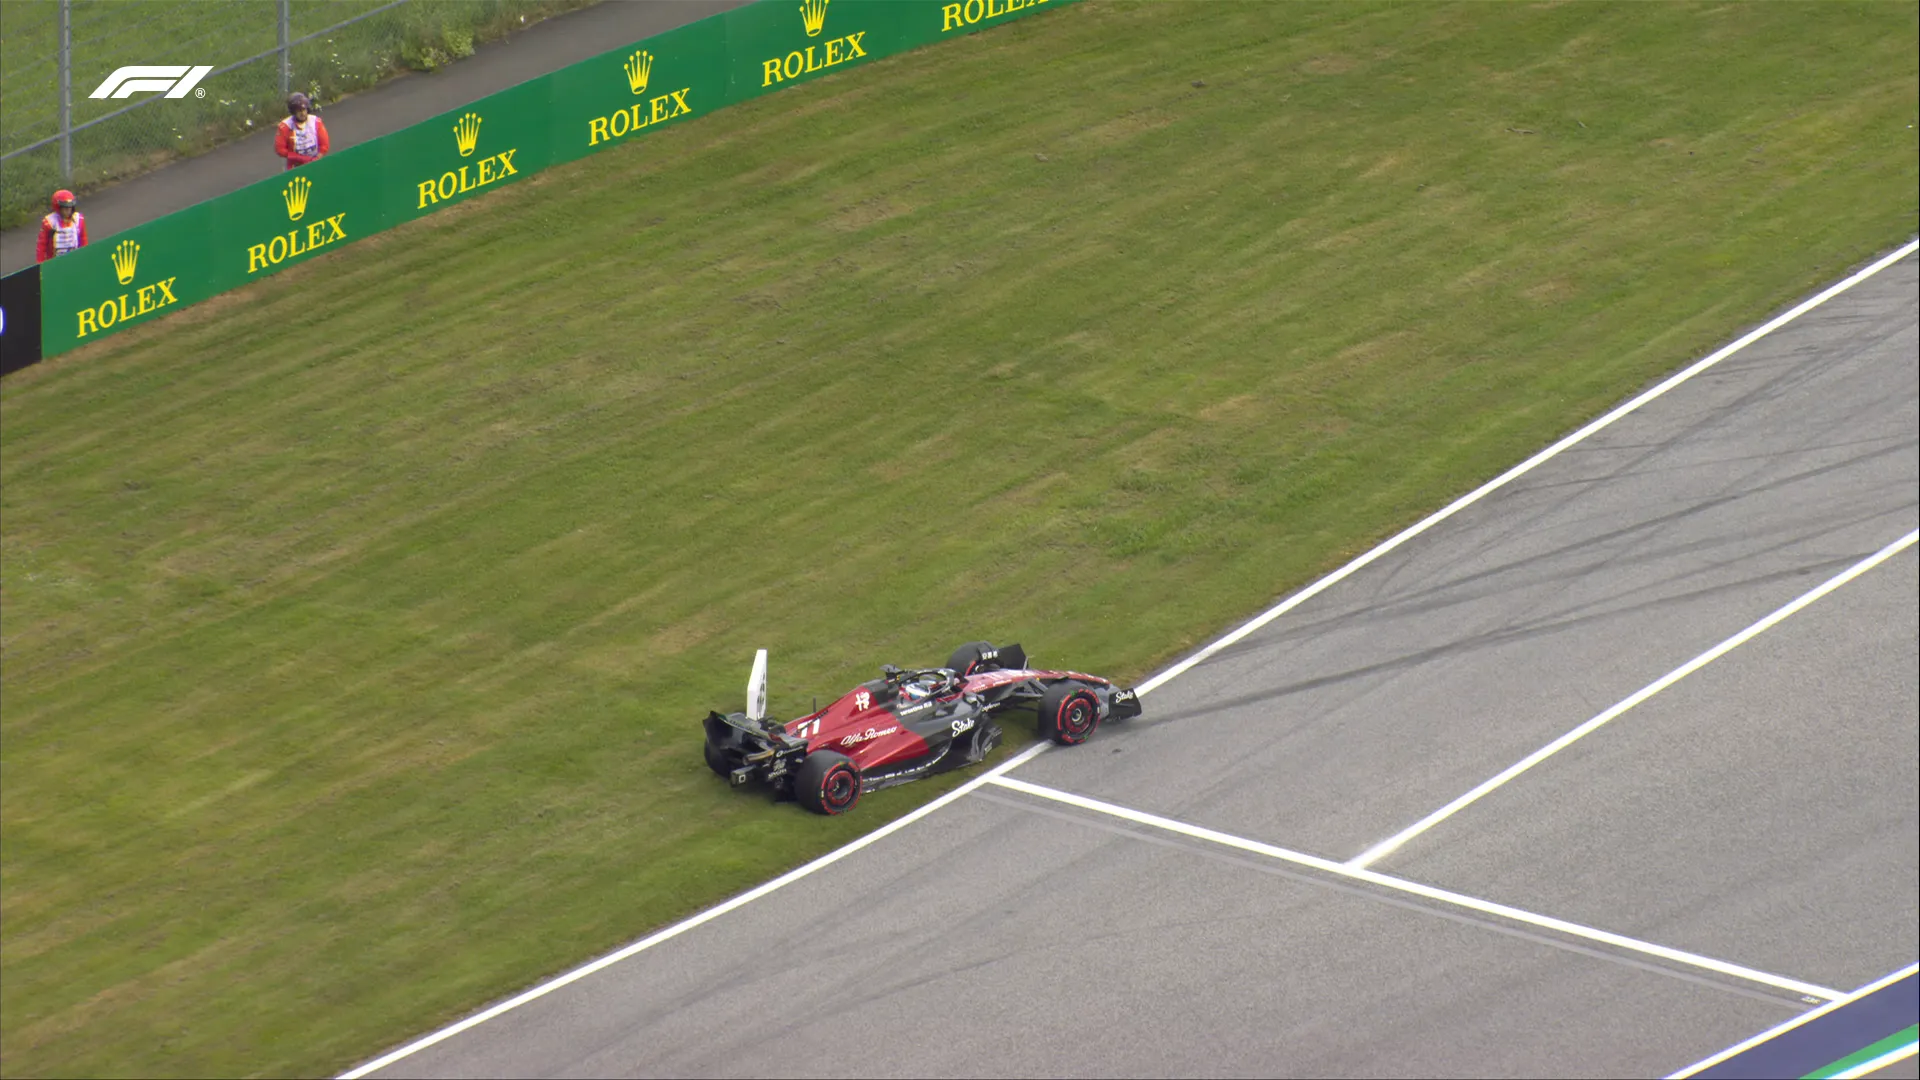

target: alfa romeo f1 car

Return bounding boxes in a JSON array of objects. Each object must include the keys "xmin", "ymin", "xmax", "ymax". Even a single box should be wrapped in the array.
[{"xmin": 702, "ymin": 641, "xmax": 1140, "ymax": 815}]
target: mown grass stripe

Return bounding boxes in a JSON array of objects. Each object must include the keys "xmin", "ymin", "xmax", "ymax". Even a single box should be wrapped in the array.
[{"xmin": 3, "ymin": 2, "xmax": 1914, "ymax": 1076}]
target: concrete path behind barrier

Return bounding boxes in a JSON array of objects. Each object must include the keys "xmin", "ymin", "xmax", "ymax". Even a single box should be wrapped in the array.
[{"xmin": 1, "ymin": 0, "xmax": 748, "ymax": 276}]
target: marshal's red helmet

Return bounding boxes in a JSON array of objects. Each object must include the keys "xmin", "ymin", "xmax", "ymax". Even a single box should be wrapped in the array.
[{"xmin": 51, "ymin": 189, "xmax": 76, "ymax": 209}]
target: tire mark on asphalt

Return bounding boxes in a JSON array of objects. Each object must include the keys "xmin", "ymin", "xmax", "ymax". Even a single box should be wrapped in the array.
[
  {"xmin": 1208, "ymin": 435, "xmax": 1917, "ymax": 661},
  {"xmin": 1139, "ymin": 543, "xmax": 1901, "ymax": 731}
]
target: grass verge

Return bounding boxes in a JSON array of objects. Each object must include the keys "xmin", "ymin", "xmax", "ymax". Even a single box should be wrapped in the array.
[{"xmin": 2, "ymin": 1, "xmax": 1915, "ymax": 1075}]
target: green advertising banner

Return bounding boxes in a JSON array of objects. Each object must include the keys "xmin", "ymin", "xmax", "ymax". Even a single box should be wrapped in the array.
[
  {"xmin": 548, "ymin": 15, "xmax": 730, "ymax": 168},
  {"xmin": 725, "ymin": 0, "xmax": 1064, "ymax": 100},
  {"xmin": 932, "ymin": 0, "xmax": 1061, "ymax": 39},
  {"xmin": 34, "ymin": 0, "xmax": 1075, "ymax": 360},
  {"xmin": 213, "ymin": 139, "xmax": 389, "ymax": 295},
  {"xmin": 724, "ymin": 0, "xmax": 903, "ymax": 103},
  {"xmin": 386, "ymin": 73, "xmax": 559, "ymax": 230},
  {"xmin": 40, "ymin": 200, "xmax": 218, "ymax": 353}
]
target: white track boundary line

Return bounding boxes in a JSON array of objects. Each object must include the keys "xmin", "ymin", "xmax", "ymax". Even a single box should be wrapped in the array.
[
  {"xmin": 1835, "ymin": 1041, "xmax": 1919, "ymax": 1079},
  {"xmin": 339, "ymin": 242, "xmax": 1917, "ymax": 1078},
  {"xmin": 1135, "ymin": 240, "xmax": 1919, "ymax": 698},
  {"xmin": 337, "ymin": 742, "xmax": 1049, "ymax": 1080},
  {"xmin": 987, "ymin": 775, "xmax": 1843, "ymax": 1002},
  {"xmin": 1349, "ymin": 528, "xmax": 1919, "ymax": 869},
  {"xmin": 1666, "ymin": 962, "xmax": 1919, "ymax": 1079}
]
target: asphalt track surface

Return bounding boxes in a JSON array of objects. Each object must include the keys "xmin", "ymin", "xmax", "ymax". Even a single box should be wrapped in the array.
[
  {"xmin": 1681, "ymin": 968, "xmax": 1918, "ymax": 1079},
  {"xmin": 15, "ymin": 4, "xmax": 1910, "ymax": 1073},
  {"xmin": 350, "ymin": 247, "xmax": 1918, "ymax": 1078},
  {"xmin": 0, "ymin": 0, "xmax": 748, "ymax": 276}
]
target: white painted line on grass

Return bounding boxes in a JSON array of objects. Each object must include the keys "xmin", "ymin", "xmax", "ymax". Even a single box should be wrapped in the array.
[
  {"xmin": 337, "ymin": 741, "xmax": 1050, "ymax": 1080},
  {"xmin": 1135, "ymin": 240, "xmax": 1920, "ymax": 699},
  {"xmin": 1348, "ymin": 528, "xmax": 1919, "ymax": 870},
  {"xmin": 1665, "ymin": 963, "xmax": 1920, "ymax": 1079},
  {"xmin": 986, "ymin": 774, "xmax": 1845, "ymax": 1002}
]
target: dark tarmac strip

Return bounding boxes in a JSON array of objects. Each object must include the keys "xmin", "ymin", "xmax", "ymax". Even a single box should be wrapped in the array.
[{"xmin": 352, "ymin": 248, "xmax": 1917, "ymax": 1079}]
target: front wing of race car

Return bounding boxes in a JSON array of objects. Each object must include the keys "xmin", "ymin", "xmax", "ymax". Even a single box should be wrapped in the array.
[{"xmin": 1104, "ymin": 685, "xmax": 1144, "ymax": 721}]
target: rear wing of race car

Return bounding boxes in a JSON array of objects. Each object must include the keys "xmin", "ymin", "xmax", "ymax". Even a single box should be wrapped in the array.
[
  {"xmin": 704, "ymin": 648, "xmax": 805, "ymax": 788},
  {"xmin": 746, "ymin": 648, "xmax": 769, "ymax": 721},
  {"xmin": 969, "ymin": 643, "xmax": 1027, "ymax": 672}
]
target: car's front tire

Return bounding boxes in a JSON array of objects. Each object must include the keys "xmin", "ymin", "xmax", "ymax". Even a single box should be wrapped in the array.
[
  {"xmin": 1039, "ymin": 683, "xmax": 1101, "ymax": 746},
  {"xmin": 795, "ymin": 750, "xmax": 862, "ymax": 815}
]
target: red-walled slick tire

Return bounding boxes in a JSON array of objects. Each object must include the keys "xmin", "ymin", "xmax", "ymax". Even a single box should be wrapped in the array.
[
  {"xmin": 1039, "ymin": 684, "xmax": 1101, "ymax": 746},
  {"xmin": 795, "ymin": 750, "xmax": 862, "ymax": 815}
]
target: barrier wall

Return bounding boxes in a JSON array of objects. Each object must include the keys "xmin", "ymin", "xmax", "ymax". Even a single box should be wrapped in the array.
[
  {"xmin": 27, "ymin": 0, "xmax": 1071, "ymax": 362},
  {"xmin": 0, "ymin": 264, "xmax": 43, "ymax": 375}
]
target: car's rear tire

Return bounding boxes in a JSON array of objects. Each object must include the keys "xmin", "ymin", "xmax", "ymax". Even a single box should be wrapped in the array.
[
  {"xmin": 1039, "ymin": 684, "xmax": 1101, "ymax": 746},
  {"xmin": 703, "ymin": 740, "xmax": 732, "ymax": 778},
  {"xmin": 795, "ymin": 750, "xmax": 862, "ymax": 815},
  {"xmin": 948, "ymin": 640, "xmax": 997, "ymax": 675}
]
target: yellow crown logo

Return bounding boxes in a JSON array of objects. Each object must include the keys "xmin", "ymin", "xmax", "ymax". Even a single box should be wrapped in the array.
[
  {"xmin": 624, "ymin": 50, "xmax": 653, "ymax": 95},
  {"xmin": 453, "ymin": 112, "xmax": 482, "ymax": 157},
  {"xmin": 799, "ymin": 0, "xmax": 829, "ymax": 37},
  {"xmin": 283, "ymin": 175, "xmax": 311, "ymax": 221},
  {"xmin": 111, "ymin": 239, "xmax": 139, "ymax": 285}
]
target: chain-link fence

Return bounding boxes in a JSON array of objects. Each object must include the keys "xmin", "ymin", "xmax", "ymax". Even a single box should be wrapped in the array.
[{"xmin": 0, "ymin": 0, "xmax": 596, "ymax": 229}]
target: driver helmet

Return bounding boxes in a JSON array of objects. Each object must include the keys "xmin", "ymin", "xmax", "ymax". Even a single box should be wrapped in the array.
[
  {"xmin": 902, "ymin": 669, "xmax": 960, "ymax": 702},
  {"xmin": 287, "ymin": 92, "xmax": 312, "ymax": 115},
  {"xmin": 51, "ymin": 189, "xmax": 76, "ymax": 210}
]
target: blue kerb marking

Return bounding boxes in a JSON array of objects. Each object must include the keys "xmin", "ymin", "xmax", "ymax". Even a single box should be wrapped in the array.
[{"xmin": 1695, "ymin": 971, "xmax": 1918, "ymax": 1079}]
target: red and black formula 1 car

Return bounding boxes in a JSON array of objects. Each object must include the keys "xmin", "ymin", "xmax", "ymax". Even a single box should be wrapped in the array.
[{"xmin": 702, "ymin": 641, "xmax": 1141, "ymax": 815}]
